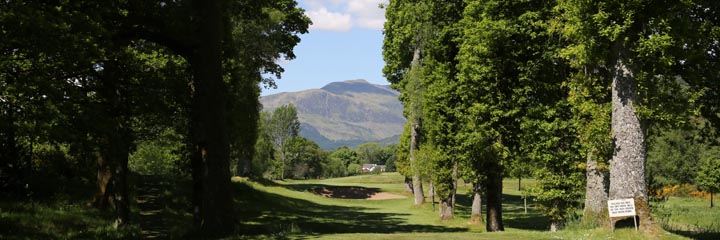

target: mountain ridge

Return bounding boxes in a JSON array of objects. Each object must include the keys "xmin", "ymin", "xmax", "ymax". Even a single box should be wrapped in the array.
[{"xmin": 260, "ymin": 79, "xmax": 405, "ymax": 149}]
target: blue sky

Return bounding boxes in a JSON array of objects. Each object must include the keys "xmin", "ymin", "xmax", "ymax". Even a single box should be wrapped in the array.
[{"xmin": 261, "ymin": 0, "xmax": 389, "ymax": 96}]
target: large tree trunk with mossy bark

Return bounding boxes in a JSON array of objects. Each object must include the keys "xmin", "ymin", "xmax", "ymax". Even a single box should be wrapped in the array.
[
  {"xmin": 583, "ymin": 152, "xmax": 608, "ymax": 225},
  {"xmin": 439, "ymin": 196, "xmax": 453, "ymax": 220},
  {"xmin": 408, "ymin": 46, "xmax": 425, "ymax": 206},
  {"xmin": 471, "ymin": 180, "xmax": 483, "ymax": 223},
  {"xmin": 608, "ymin": 45, "xmax": 652, "ymax": 231},
  {"xmin": 486, "ymin": 162, "xmax": 504, "ymax": 232},
  {"xmin": 188, "ymin": 0, "xmax": 234, "ymax": 235},
  {"xmin": 410, "ymin": 123, "xmax": 424, "ymax": 206}
]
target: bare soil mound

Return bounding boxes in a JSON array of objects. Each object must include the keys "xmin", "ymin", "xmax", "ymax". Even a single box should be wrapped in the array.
[{"xmin": 310, "ymin": 186, "xmax": 406, "ymax": 200}]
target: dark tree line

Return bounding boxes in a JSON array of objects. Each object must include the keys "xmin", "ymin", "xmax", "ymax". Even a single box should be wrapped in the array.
[{"xmin": 1, "ymin": 0, "xmax": 309, "ymax": 235}]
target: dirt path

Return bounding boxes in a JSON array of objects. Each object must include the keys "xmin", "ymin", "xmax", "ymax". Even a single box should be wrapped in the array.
[{"xmin": 136, "ymin": 176, "xmax": 170, "ymax": 239}]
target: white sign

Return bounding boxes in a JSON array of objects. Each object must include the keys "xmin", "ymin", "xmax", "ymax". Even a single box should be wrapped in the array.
[{"xmin": 608, "ymin": 198, "xmax": 636, "ymax": 217}]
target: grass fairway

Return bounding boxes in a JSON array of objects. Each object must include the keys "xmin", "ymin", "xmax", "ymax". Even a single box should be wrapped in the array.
[
  {"xmin": 2, "ymin": 172, "xmax": 716, "ymax": 239},
  {"xmin": 229, "ymin": 173, "xmax": 701, "ymax": 239}
]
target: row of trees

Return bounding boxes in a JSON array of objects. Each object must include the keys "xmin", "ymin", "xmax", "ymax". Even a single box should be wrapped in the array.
[
  {"xmin": 1, "ymin": 0, "xmax": 309, "ymax": 235},
  {"xmin": 245, "ymin": 104, "xmax": 398, "ymax": 180},
  {"xmin": 383, "ymin": 0, "xmax": 719, "ymax": 232}
]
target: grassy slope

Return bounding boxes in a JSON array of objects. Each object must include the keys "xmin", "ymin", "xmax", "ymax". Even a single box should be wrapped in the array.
[{"xmin": 230, "ymin": 173, "xmax": 699, "ymax": 240}]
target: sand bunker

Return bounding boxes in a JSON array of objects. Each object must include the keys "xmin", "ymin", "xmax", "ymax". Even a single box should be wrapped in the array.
[{"xmin": 310, "ymin": 186, "xmax": 406, "ymax": 200}]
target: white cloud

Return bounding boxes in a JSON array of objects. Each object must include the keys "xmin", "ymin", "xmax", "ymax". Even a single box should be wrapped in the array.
[
  {"xmin": 347, "ymin": 0, "xmax": 386, "ymax": 30},
  {"xmin": 306, "ymin": 7, "xmax": 353, "ymax": 32},
  {"xmin": 302, "ymin": 0, "xmax": 387, "ymax": 32}
]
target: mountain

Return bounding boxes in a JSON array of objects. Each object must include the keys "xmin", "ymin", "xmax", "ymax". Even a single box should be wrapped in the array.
[{"xmin": 260, "ymin": 79, "xmax": 405, "ymax": 149}]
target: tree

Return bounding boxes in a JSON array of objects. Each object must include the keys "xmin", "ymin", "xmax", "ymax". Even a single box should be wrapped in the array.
[
  {"xmin": 330, "ymin": 146, "xmax": 359, "ymax": 168},
  {"xmin": 696, "ymin": 146, "xmax": 720, "ymax": 208},
  {"xmin": 417, "ymin": 0, "xmax": 465, "ymax": 221},
  {"xmin": 458, "ymin": 0, "xmax": 553, "ymax": 231},
  {"xmin": 507, "ymin": 158, "xmax": 534, "ymax": 191},
  {"xmin": 357, "ymin": 142, "xmax": 383, "ymax": 164},
  {"xmin": 381, "ymin": 144, "xmax": 398, "ymax": 171},
  {"xmin": 1, "ymin": 0, "xmax": 309, "ymax": 234},
  {"xmin": 266, "ymin": 104, "xmax": 301, "ymax": 180},
  {"xmin": 285, "ymin": 137, "xmax": 326, "ymax": 179},
  {"xmin": 647, "ymin": 125, "xmax": 705, "ymax": 186},
  {"xmin": 383, "ymin": 0, "xmax": 434, "ymax": 207},
  {"xmin": 252, "ymin": 112, "xmax": 277, "ymax": 179},
  {"xmin": 554, "ymin": 0, "xmax": 720, "ymax": 230}
]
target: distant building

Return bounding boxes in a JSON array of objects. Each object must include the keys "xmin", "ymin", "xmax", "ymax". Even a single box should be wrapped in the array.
[{"xmin": 361, "ymin": 164, "xmax": 386, "ymax": 173}]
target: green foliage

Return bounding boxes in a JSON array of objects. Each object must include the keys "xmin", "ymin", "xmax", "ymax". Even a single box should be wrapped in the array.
[
  {"xmin": 357, "ymin": 142, "xmax": 383, "ymax": 164},
  {"xmin": 330, "ymin": 146, "xmax": 359, "ymax": 167},
  {"xmin": 696, "ymin": 147, "xmax": 720, "ymax": 195},
  {"xmin": 129, "ymin": 129, "xmax": 184, "ymax": 176},
  {"xmin": 381, "ymin": 144, "xmax": 398, "ymax": 172},
  {"xmin": 347, "ymin": 163, "xmax": 362, "ymax": 176},
  {"xmin": 285, "ymin": 137, "xmax": 327, "ymax": 179},
  {"xmin": 648, "ymin": 129, "xmax": 703, "ymax": 186},
  {"xmin": 394, "ymin": 123, "xmax": 412, "ymax": 177},
  {"xmin": 647, "ymin": 117, "xmax": 719, "ymax": 191},
  {"xmin": 265, "ymin": 104, "xmax": 301, "ymax": 179},
  {"xmin": 322, "ymin": 155, "xmax": 346, "ymax": 178},
  {"xmin": 253, "ymin": 112, "xmax": 277, "ymax": 179}
]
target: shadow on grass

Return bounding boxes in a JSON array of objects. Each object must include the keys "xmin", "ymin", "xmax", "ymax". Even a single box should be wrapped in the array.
[
  {"xmin": 232, "ymin": 182, "xmax": 466, "ymax": 237},
  {"xmin": 452, "ymin": 192, "xmax": 549, "ymax": 231},
  {"xmin": 134, "ymin": 174, "xmax": 193, "ymax": 239},
  {"xmin": 666, "ymin": 229, "xmax": 720, "ymax": 240}
]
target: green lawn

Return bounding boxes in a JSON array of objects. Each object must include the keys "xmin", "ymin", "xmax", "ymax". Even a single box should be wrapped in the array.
[
  {"xmin": 228, "ymin": 173, "xmax": 702, "ymax": 239},
  {"xmin": 2, "ymin": 172, "xmax": 717, "ymax": 239},
  {"xmin": 652, "ymin": 195, "xmax": 720, "ymax": 239}
]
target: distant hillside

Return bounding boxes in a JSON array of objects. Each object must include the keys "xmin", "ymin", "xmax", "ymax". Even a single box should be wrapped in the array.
[{"xmin": 260, "ymin": 79, "xmax": 405, "ymax": 149}]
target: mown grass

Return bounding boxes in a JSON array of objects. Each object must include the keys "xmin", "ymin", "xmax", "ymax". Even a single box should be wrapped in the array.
[
  {"xmin": 230, "ymin": 173, "xmax": 691, "ymax": 239},
  {"xmin": 653, "ymin": 196, "xmax": 720, "ymax": 239},
  {"xmin": 2, "ymin": 172, "xmax": 716, "ymax": 239}
]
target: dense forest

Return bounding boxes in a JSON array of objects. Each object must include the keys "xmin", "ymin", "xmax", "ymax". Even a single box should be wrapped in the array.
[{"xmin": 1, "ymin": 0, "xmax": 719, "ymax": 239}]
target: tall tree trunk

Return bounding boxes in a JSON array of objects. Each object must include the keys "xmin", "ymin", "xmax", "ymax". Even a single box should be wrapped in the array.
[
  {"xmin": 583, "ymin": 152, "xmax": 608, "ymax": 224},
  {"xmin": 471, "ymin": 180, "xmax": 483, "ymax": 223},
  {"xmin": 189, "ymin": 0, "xmax": 233, "ymax": 234},
  {"xmin": 518, "ymin": 178, "xmax": 521, "ymax": 191},
  {"xmin": 408, "ymin": 47, "xmax": 425, "ymax": 206},
  {"xmin": 439, "ymin": 160, "xmax": 457, "ymax": 220},
  {"xmin": 430, "ymin": 181, "xmax": 435, "ymax": 211},
  {"xmin": 280, "ymin": 150, "xmax": 286, "ymax": 180},
  {"xmin": 191, "ymin": 139, "xmax": 203, "ymax": 227},
  {"xmin": 439, "ymin": 195, "xmax": 453, "ymax": 220},
  {"xmin": 404, "ymin": 176, "xmax": 413, "ymax": 193},
  {"xmin": 410, "ymin": 123, "xmax": 424, "ymax": 206},
  {"xmin": 609, "ymin": 46, "xmax": 651, "ymax": 230},
  {"xmin": 110, "ymin": 131, "xmax": 130, "ymax": 227},
  {"xmin": 486, "ymin": 163, "xmax": 504, "ymax": 232},
  {"xmin": 97, "ymin": 60, "xmax": 131, "ymax": 227},
  {"xmin": 711, "ymin": 192, "xmax": 714, "ymax": 208},
  {"xmin": 92, "ymin": 152, "xmax": 114, "ymax": 209},
  {"xmin": 452, "ymin": 160, "xmax": 458, "ymax": 208}
]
